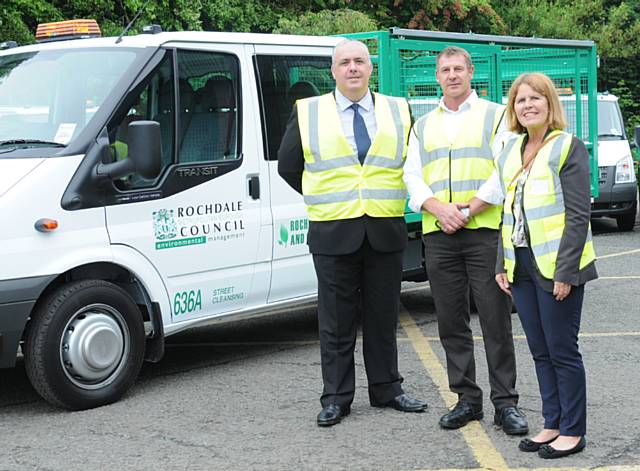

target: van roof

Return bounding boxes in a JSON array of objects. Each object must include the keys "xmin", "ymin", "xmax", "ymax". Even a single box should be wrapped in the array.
[
  {"xmin": 0, "ymin": 30, "xmax": 345, "ymax": 55},
  {"xmin": 597, "ymin": 93, "xmax": 618, "ymax": 102},
  {"xmin": 558, "ymin": 93, "xmax": 619, "ymax": 102}
]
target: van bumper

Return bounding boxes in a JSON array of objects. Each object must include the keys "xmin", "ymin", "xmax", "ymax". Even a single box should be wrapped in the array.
[
  {"xmin": 591, "ymin": 177, "xmax": 638, "ymax": 218},
  {"xmin": 0, "ymin": 275, "xmax": 55, "ymax": 368}
]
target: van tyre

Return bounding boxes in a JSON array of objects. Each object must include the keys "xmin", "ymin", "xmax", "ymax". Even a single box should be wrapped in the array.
[
  {"xmin": 24, "ymin": 280, "xmax": 145, "ymax": 410},
  {"xmin": 616, "ymin": 195, "xmax": 637, "ymax": 231},
  {"xmin": 617, "ymin": 212, "xmax": 636, "ymax": 231}
]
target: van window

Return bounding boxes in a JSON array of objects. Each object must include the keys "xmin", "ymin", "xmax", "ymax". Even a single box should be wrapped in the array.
[
  {"xmin": 0, "ymin": 48, "xmax": 138, "ymax": 152},
  {"xmin": 562, "ymin": 99, "xmax": 625, "ymax": 142},
  {"xmin": 109, "ymin": 49, "xmax": 242, "ymax": 191},
  {"xmin": 254, "ymin": 55, "xmax": 333, "ymax": 161},
  {"xmin": 596, "ymin": 101, "xmax": 624, "ymax": 140},
  {"xmin": 109, "ymin": 52, "xmax": 174, "ymax": 190},
  {"xmin": 177, "ymin": 50, "xmax": 241, "ymax": 163}
]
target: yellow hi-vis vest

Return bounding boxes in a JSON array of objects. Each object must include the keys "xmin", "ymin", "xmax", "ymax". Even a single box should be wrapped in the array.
[
  {"xmin": 297, "ymin": 92, "xmax": 410, "ymax": 221},
  {"xmin": 415, "ymin": 98, "xmax": 505, "ymax": 234},
  {"xmin": 497, "ymin": 130, "xmax": 596, "ymax": 282}
]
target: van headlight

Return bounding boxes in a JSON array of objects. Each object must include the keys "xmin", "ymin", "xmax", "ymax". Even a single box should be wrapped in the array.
[{"xmin": 615, "ymin": 155, "xmax": 635, "ymax": 184}]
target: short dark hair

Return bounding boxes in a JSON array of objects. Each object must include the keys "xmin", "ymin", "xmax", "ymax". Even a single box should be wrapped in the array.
[
  {"xmin": 436, "ymin": 46, "xmax": 473, "ymax": 70},
  {"xmin": 332, "ymin": 39, "xmax": 371, "ymax": 66}
]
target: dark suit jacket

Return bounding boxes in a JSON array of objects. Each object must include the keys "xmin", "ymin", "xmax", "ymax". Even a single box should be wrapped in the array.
[{"xmin": 277, "ymin": 105, "xmax": 407, "ymax": 256}]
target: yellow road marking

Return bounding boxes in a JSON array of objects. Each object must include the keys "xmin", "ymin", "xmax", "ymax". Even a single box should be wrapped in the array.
[
  {"xmin": 399, "ymin": 305, "xmax": 509, "ymax": 470},
  {"xmin": 597, "ymin": 248, "xmax": 640, "ymax": 260},
  {"xmin": 399, "ymin": 305, "xmax": 640, "ymax": 471}
]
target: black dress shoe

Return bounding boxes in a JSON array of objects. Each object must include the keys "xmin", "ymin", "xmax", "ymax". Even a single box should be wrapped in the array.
[
  {"xmin": 538, "ymin": 436, "xmax": 586, "ymax": 459},
  {"xmin": 371, "ymin": 393, "xmax": 428, "ymax": 412},
  {"xmin": 519, "ymin": 435, "xmax": 559, "ymax": 452},
  {"xmin": 317, "ymin": 404, "xmax": 350, "ymax": 427},
  {"xmin": 494, "ymin": 406, "xmax": 529, "ymax": 435},
  {"xmin": 439, "ymin": 401, "xmax": 483, "ymax": 429}
]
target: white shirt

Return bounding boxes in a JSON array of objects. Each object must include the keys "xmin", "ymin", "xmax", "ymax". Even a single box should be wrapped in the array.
[
  {"xmin": 474, "ymin": 169, "xmax": 505, "ymax": 205},
  {"xmin": 334, "ymin": 88, "xmax": 376, "ymax": 152},
  {"xmin": 403, "ymin": 90, "xmax": 512, "ymax": 213}
]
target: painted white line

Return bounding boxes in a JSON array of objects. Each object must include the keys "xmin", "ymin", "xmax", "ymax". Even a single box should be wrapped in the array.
[{"xmin": 597, "ymin": 248, "xmax": 640, "ymax": 260}]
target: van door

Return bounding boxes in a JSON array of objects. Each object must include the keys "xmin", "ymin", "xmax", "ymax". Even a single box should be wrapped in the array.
[
  {"xmin": 253, "ymin": 46, "xmax": 334, "ymax": 303},
  {"xmin": 105, "ymin": 44, "xmax": 267, "ymax": 322}
]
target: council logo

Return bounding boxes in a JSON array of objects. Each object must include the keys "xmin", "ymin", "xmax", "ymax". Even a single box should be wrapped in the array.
[{"xmin": 152, "ymin": 209, "xmax": 177, "ymax": 241}]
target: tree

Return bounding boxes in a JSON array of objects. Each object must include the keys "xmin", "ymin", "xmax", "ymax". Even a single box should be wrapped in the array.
[
  {"xmin": 406, "ymin": 0, "xmax": 507, "ymax": 34},
  {"xmin": 0, "ymin": 0, "xmax": 62, "ymax": 44},
  {"xmin": 495, "ymin": 0, "xmax": 640, "ymax": 137},
  {"xmin": 273, "ymin": 8, "xmax": 377, "ymax": 35}
]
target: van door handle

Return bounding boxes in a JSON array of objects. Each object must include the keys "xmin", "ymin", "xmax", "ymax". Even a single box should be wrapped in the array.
[{"xmin": 248, "ymin": 175, "xmax": 260, "ymax": 199}]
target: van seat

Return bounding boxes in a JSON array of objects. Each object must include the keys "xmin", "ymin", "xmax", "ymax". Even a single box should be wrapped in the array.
[{"xmin": 180, "ymin": 76, "xmax": 236, "ymax": 162}]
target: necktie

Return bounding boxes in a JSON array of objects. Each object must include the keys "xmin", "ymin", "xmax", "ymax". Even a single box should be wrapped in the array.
[{"xmin": 350, "ymin": 103, "xmax": 371, "ymax": 164}]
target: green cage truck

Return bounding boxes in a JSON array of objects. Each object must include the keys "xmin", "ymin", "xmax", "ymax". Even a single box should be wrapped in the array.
[{"xmin": 343, "ymin": 29, "xmax": 600, "ymax": 278}]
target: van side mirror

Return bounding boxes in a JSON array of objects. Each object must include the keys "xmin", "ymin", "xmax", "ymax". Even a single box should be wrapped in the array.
[
  {"xmin": 128, "ymin": 120, "xmax": 161, "ymax": 179},
  {"xmin": 96, "ymin": 120, "xmax": 161, "ymax": 180},
  {"xmin": 634, "ymin": 126, "xmax": 640, "ymax": 149}
]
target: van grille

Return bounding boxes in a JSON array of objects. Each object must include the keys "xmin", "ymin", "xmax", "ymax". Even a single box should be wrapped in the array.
[{"xmin": 598, "ymin": 166, "xmax": 608, "ymax": 185}]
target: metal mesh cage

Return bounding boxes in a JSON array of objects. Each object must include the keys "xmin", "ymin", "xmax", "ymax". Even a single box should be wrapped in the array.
[{"xmin": 345, "ymin": 29, "xmax": 599, "ymax": 195}]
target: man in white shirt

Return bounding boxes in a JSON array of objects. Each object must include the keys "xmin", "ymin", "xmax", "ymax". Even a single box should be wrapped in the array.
[{"xmin": 403, "ymin": 46, "xmax": 528, "ymax": 435}]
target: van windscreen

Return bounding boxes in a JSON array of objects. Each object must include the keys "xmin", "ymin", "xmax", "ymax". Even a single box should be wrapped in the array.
[
  {"xmin": 596, "ymin": 101, "xmax": 624, "ymax": 139},
  {"xmin": 562, "ymin": 98, "xmax": 624, "ymax": 141},
  {"xmin": 0, "ymin": 48, "xmax": 138, "ymax": 152}
]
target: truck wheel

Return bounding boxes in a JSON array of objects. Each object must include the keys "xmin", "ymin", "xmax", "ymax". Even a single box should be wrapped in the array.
[
  {"xmin": 617, "ymin": 212, "xmax": 636, "ymax": 231},
  {"xmin": 616, "ymin": 193, "xmax": 637, "ymax": 231},
  {"xmin": 24, "ymin": 280, "xmax": 145, "ymax": 410}
]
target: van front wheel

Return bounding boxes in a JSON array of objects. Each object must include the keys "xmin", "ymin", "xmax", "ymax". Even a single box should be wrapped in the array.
[{"xmin": 24, "ymin": 280, "xmax": 145, "ymax": 410}]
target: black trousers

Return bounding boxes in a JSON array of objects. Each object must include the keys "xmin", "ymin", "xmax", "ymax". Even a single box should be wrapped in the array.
[
  {"xmin": 512, "ymin": 248, "xmax": 586, "ymax": 436},
  {"xmin": 313, "ymin": 237, "xmax": 404, "ymax": 408},
  {"xmin": 423, "ymin": 228, "xmax": 519, "ymax": 411}
]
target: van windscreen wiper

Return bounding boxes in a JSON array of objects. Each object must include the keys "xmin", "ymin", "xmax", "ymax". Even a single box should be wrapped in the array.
[{"xmin": 0, "ymin": 139, "xmax": 67, "ymax": 148}]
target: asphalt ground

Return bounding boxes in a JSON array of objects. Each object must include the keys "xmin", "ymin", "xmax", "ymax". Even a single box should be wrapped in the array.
[{"xmin": 1, "ymin": 213, "xmax": 639, "ymax": 471}]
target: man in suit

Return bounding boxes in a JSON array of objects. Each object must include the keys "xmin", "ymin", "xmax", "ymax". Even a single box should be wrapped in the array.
[
  {"xmin": 278, "ymin": 39, "xmax": 427, "ymax": 427},
  {"xmin": 403, "ymin": 46, "xmax": 528, "ymax": 434}
]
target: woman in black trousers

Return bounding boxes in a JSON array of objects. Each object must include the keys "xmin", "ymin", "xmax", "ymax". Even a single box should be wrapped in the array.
[
  {"xmin": 494, "ymin": 73, "xmax": 598, "ymax": 459},
  {"xmin": 470, "ymin": 72, "xmax": 597, "ymax": 459}
]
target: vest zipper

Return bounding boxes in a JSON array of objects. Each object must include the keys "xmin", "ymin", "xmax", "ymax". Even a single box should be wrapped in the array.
[{"xmin": 448, "ymin": 147, "xmax": 452, "ymax": 202}]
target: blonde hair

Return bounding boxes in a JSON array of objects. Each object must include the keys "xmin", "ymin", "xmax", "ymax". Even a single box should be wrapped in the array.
[{"xmin": 506, "ymin": 72, "xmax": 567, "ymax": 134}]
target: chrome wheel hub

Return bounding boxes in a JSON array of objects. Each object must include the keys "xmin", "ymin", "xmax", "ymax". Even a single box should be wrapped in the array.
[{"xmin": 60, "ymin": 304, "xmax": 130, "ymax": 389}]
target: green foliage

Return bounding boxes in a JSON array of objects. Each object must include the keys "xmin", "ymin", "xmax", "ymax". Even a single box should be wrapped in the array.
[
  {"xmin": 200, "ymin": 0, "xmax": 284, "ymax": 33},
  {"xmin": 495, "ymin": 0, "xmax": 597, "ymax": 40},
  {"xmin": 406, "ymin": 0, "xmax": 507, "ymax": 34},
  {"xmin": 0, "ymin": 0, "xmax": 62, "ymax": 44},
  {"xmin": 1, "ymin": 0, "xmax": 639, "ymax": 140},
  {"xmin": 495, "ymin": 0, "xmax": 640, "ymax": 139},
  {"xmin": 273, "ymin": 8, "xmax": 377, "ymax": 35},
  {"xmin": 599, "ymin": 2, "xmax": 640, "ymax": 58}
]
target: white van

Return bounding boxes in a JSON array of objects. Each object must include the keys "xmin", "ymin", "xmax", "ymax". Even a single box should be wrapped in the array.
[
  {"xmin": 563, "ymin": 93, "xmax": 638, "ymax": 230},
  {"xmin": 0, "ymin": 24, "xmax": 354, "ymax": 409}
]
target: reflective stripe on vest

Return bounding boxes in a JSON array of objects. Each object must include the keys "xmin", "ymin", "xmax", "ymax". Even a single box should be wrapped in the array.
[
  {"xmin": 499, "ymin": 131, "xmax": 596, "ymax": 281},
  {"xmin": 298, "ymin": 92, "xmax": 410, "ymax": 221},
  {"xmin": 416, "ymin": 98, "xmax": 504, "ymax": 234}
]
